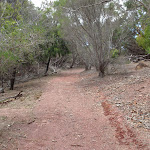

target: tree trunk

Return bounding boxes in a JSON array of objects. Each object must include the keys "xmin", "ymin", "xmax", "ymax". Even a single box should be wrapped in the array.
[
  {"xmin": 57, "ymin": 56, "xmax": 68, "ymax": 67},
  {"xmin": 85, "ymin": 63, "xmax": 89, "ymax": 71},
  {"xmin": 10, "ymin": 67, "xmax": 16, "ymax": 90},
  {"xmin": 70, "ymin": 55, "xmax": 77, "ymax": 68},
  {"xmin": 99, "ymin": 70, "xmax": 105, "ymax": 78},
  {"xmin": 45, "ymin": 55, "xmax": 51, "ymax": 76},
  {"xmin": 84, "ymin": 63, "xmax": 91, "ymax": 71},
  {"xmin": 88, "ymin": 64, "xmax": 91, "ymax": 70},
  {"xmin": 1, "ymin": 76, "xmax": 4, "ymax": 88},
  {"xmin": 0, "ymin": 77, "xmax": 4, "ymax": 93},
  {"xmin": 98, "ymin": 64, "xmax": 105, "ymax": 78}
]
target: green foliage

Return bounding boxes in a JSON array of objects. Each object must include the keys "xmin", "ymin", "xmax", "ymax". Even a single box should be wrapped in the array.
[
  {"xmin": 54, "ymin": 0, "xmax": 67, "ymax": 7},
  {"xmin": 108, "ymin": 2, "xmax": 115, "ymax": 11},
  {"xmin": 124, "ymin": 0, "xmax": 135, "ymax": 10},
  {"xmin": 111, "ymin": 49, "xmax": 119, "ymax": 58},
  {"xmin": 112, "ymin": 28, "xmax": 122, "ymax": 43},
  {"xmin": 0, "ymin": 50, "xmax": 18, "ymax": 70},
  {"xmin": 0, "ymin": 50, "xmax": 18, "ymax": 78},
  {"xmin": 38, "ymin": 28, "xmax": 69, "ymax": 62},
  {"xmin": 0, "ymin": 0, "xmax": 43, "ymax": 81},
  {"xmin": 0, "ymin": 50, "xmax": 18, "ymax": 61},
  {"xmin": 0, "ymin": 1, "xmax": 22, "ymax": 25},
  {"xmin": 0, "ymin": 0, "xmax": 69, "ymax": 87},
  {"xmin": 136, "ymin": 25, "xmax": 150, "ymax": 54},
  {"xmin": 53, "ymin": 0, "xmax": 70, "ymax": 26}
]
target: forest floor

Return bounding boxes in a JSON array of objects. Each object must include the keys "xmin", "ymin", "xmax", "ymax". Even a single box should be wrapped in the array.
[{"xmin": 0, "ymin": 62, "xmax": 150, "ymax": 150}]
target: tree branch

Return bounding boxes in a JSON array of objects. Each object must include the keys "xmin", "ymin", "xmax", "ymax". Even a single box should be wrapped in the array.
[
  {"xmin": 135, "ymin": 0, "xmax": 150, "ymax": 14},
  {"xmin": 61, "ymin": 0, "xmax": 112, "ymax": 12},
  {"xmin": 0, "ymin": 91, "xmax": 23, "ymax": 103}
]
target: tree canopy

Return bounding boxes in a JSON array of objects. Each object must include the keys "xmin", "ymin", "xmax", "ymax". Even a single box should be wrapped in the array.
[{"xmin": 0, "ymin": 0, "xmax": 150, "ymax": 91}]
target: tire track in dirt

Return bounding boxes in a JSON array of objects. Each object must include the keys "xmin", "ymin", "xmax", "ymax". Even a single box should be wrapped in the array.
[{"xmin": 101, "ymin": 101, "xmax": 149, "ymax": 150}]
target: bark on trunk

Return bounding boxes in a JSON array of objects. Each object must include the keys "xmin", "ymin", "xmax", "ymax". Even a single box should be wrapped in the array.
[
  {"xmin": 85, "ymin": 63, "xmax": 91, "ymax": 71},
  {"xmin": 84, "ymin": 64, "xmax": 89, "ymax": 71},
  {"xmin": 45, "ymin": 55, "xmax": 51, "ymax": 76},
  {"xmin": 10, "ymin": 67, "xmax": 16, "ymax": 90},
  {"xmin": 0, "ymin": 77, "xmax": 4, "ymax": 93},
  {"xmin": 1, "ymin": 76, "xmax": 4, "ymax": 88},
  {"xmin": 70, "ymin": 55, "xmax": 77, "ymax": 68},
  {"xmin": 98, "ymin": 64, "xmax": 105, "ymax": 78},
  {"xmin": 99, "ymin": 70, "xmax": 105, "ymax": 78}
]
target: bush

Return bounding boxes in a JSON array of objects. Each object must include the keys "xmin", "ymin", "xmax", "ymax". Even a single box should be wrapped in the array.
[{"xmin": 111, "ymin": 49, "xmax": 119, "ymax": 58}]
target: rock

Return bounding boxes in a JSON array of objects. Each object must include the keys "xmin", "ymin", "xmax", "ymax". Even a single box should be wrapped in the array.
[
  {"xmin": 135, "ymin": 62, "xmax": 149, "ymax": 70},
  {"xmin": 143, "ymin": 121, "xmax": 150, "ymax": 129},
  {"xmin": 0, "ymin": 88, "xmax": 4, "ymax": 93},
  {"xmin": 115, "ymin": 102, "xmax": 124, "ymax": 107}
]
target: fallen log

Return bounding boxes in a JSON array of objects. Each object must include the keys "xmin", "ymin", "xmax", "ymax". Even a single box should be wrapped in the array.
[
  {"xmin": 0, "ymin": 91, "xmax": 23, "ymax": 104},
  {"xmin": 129, "ymin": 54, "xmax": 150, "ymax": 62}
]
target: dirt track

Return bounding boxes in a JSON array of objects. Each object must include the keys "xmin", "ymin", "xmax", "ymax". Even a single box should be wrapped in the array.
[{"xmin": 0, "ymin": 68, "xmax": 149, "ymax": 150}]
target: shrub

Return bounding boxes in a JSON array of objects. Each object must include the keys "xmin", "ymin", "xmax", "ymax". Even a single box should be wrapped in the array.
[{"xmin": 111, "ymin": 49, "xmax": 119, "ymax": 58}]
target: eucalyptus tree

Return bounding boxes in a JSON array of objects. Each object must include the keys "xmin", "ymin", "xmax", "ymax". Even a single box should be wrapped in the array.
[
  {"xmin": 134, "ymin": 0, "xmax": 150, "ymax": 14},
  {"xmin": 135, "ymin": 0, "xmax": 150, "ymax": 54},
  {"xmin": 0, "ymin": 0, "xmax": 47, "ymax": 90},
  {"xmin": 0, "ymin": 0, "xmax": 24, "ymax": 90},
  {"xmin": 54, "ymin": 0, "xmax": 129, "ymax": 77},
  {"xmin": 124, "ymin": 0, "xmax": 150, "ymax": 54}
]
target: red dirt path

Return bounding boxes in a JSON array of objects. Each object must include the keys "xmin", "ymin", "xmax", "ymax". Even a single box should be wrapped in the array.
[{"xmin": 1, "ymin": 69, "xmax": 149, "ymax": 150}]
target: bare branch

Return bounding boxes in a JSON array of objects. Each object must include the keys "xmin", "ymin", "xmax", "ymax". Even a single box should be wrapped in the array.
[
  {"xmin": 0, "ymin": 91, "xmax": 23, "ymax": 103},
  {"xmin": 135, "ymin": 0, "xmax": 150, "ymax": 14},
  {"xmin": 61, "ymin": 0, "xmax": 113, "ymax": 12}
]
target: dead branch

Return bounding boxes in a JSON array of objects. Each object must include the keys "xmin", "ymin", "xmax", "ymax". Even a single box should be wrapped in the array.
[
  {"xmin": 128, "ymin": 54, "xmax": 150, "ymax": 62},
  {"xmin": 0, "ymin": 91, "xmax": 23, "ymax": 103},
  {"xmin": 135, "ymin": 0, "xmax": 150, "ymax": 14},
  {"xmin": 61, "ymin": 0, "xmax": 112, "ymax": 12}
]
